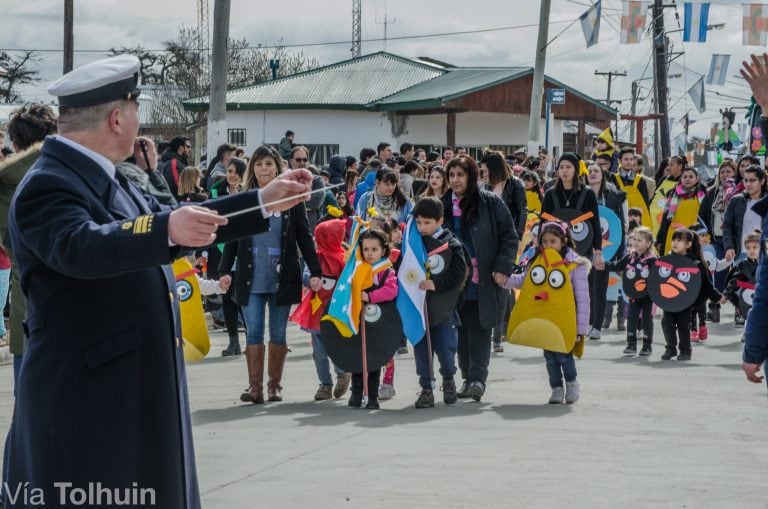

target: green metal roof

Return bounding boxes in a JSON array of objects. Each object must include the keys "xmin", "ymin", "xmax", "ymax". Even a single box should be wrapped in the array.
[
  {"xmin": 184, "ymin": 52, "xmax": 442, "ymax": 111},
  {"xmin": 369, "ymin": 68, "xmax": 530, "ymax": 111}
]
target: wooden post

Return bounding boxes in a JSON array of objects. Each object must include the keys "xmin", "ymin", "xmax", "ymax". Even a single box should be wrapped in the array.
[
  {"xmin": 577, "ymin": 119, "xmax": 586, "ymax": 158},
  {"xmin": 446, "ymin": 111, "xmax": 456, "ymax": 149},
  {"xmin": 63, "ymin": 0, "xmax": 74, "ymax": 73}
]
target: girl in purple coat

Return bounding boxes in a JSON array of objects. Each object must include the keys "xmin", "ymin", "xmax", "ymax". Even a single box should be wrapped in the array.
[{"xmin": 497, "ymin": 222, "xmax": 591, "ymax": 404}]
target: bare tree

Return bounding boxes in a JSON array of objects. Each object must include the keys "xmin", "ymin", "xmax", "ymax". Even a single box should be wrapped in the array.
[{"xmin": 0, "ymin": 51, "xmax": 41, "ymax": 103}]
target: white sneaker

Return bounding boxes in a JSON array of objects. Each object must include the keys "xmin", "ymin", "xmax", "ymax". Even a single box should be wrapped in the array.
[
  {"xmin": 378, "ymin": 383, "xmax": 396, "ymax": 400},
  {"xmin": 565, "ymin": 380, "xmax": 580, "ymax": 404},
  {"xmin": 588, "ymin": 327, "xmax": 601, "ymax": 340},
  {"xmin": 548, "ymin": 386, "xmax": 564, "ymax": 404}
]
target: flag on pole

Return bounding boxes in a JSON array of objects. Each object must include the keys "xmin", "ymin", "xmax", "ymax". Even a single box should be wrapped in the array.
[
  {"xmin": 706, "ymin": 54, "xmax": 730, "ymax": 85},
  {"xmin": 688, "ymin": 76, "xmax": 706, "ymax": 113},
  {"xmin": 580, "ymin": 0, "xmax": 602, "ymax": 48},
  {"xmin": 743, "ymin": 3, "xmax": 768, "ymax": 46},
  {"xmin": 683, "ymin": 1, "xmax": 710, "ymax": 42},
  {"xmin": 620, "ymin": 1, "xmax": 649, "ymax": 44},
  {"xmin": 395, "ymin": 218, "xmax": 427, "ymax": 345}
]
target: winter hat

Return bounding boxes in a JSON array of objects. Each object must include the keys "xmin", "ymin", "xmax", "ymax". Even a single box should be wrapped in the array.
[{"xmin": 557, "ymin": 152, "xmax": 581, "ymax": 171}]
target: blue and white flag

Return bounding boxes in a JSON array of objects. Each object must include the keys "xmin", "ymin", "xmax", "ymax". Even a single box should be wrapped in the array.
[
  {"xmin": 688, "ymin": 76, "xmax": 706, "ymax": 113},
  {"xmin": 706, "ymin": 54, "xmax": 730, "ymax": 86},
  {"xmin": 580, "ymin": 0, "xmax": 602, "ymax": 48},
  {"xmin": 683, "ymin": 1, "xmax": 710, "ymax": 42},
  {"xmin": 395, "ymin": 218, "xmax": 427, "ymax": 345}
]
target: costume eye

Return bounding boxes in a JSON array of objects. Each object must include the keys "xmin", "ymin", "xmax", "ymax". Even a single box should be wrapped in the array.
[
  {"xmin": 626, "ymin": 268, "xmax": 636, "ymax": 279},
  {"xmin": 176, "ymin": 280, "xmax": 193, "ymax": 302},
  {"xmin": 570, "ymin": 222, "xmax": 589, "ymax": 241},
  {"xmin": 640, "ymin": 267, "xmax": 649, "ymax": 278},
  {"xmin": 364, "ymin": 304, "xmax": 382, "ymax": 322},
  {"xmin": 531, "ymin": 266, "xmax": 546, "ymax": 285},
  {"xmin": 744, "ymin": 289, "xmax": 755, "ymax": 306},
  {"xmin": 599, "ymin": 217, "xmax": 609, "ymax": 236},
  {"xmin": 427, "ymin": 254, "xmax": 446, "ymax": 274},
  {"xmin": 548, "ymin": 269, "xmax": 565, "ymax": 289},
  {"xmin": 659, "ymin": 266, "xmax": 672, "ymax": 278},
  {"xmin": 321, "ymin": 277, "xmax": 336, "ymax": 290},
  {"xmin": 678, "ymin": 271, "xmax": 691, "ymax": 283}
]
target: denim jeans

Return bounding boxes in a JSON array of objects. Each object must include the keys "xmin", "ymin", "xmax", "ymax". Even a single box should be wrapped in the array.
[
  {"xmin": 311, "ymin": 333, "xmax": 344, "ymax": 385},
  {"xmin": 414, "ymin": 320, "xmax": 458, "ymax": 389},
  {"xmin": 457, "ymin": 300, "xmax": 492, "ymax": 384},
  {"xmin": 0, "ymin": 268, "xmax": 10, "ymax": 337},
  {"xmin": 543, "ymin": 350, "xmax": 577, "ymax": 388},
  {"xmin": 241, "ymin": 292, "xmax": 290, "ymax": 346}
]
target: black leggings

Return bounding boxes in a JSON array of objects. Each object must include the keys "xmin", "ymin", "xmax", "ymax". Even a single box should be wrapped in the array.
[
  {"xmin": 589, "ymin": 268, "xmax": 609, "ymax": 330},
  {"xmin": 662, "ymin": 308, "xmax": 693, "ymax": 355},
  {"xmin": 690, "ymin": 303, "xmax": 706, "ymax": 330},
  {"xmin": 627, "ymin": 297, "xmax": 653, "ymax": 342}
]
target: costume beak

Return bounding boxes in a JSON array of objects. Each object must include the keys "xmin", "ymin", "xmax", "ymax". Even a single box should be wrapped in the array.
[
  {"xmin": 534, "ymin": 291, "xmax": 549, "ymax": 301},
  {"xmin": 635, "ymin": 280, "xmax": 646, "ymax": 292},
  {"xmin": 660, "ymin": 277, "xmax": 686, "ymax": 298}
]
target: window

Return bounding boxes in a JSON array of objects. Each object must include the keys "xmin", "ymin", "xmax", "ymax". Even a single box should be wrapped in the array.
[{"xmin": 228, "ymin": 128, "xmax": 246, "ymax": 146}]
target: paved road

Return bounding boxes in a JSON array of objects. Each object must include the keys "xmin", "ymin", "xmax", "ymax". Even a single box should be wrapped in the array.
[{"xmin": 2, "ymin": 307, "xmax": 767, "ymax": 508}]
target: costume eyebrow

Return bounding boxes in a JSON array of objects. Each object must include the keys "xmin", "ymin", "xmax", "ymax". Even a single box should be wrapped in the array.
[
  {"xmin": 570, "ymin": 212, "xmax": 594, "ymax": 224},
  {"xmin": 675, "ymin": 267, "xmax": 699, "ymax": 274},
  {"xmin": 655, "ymin": 261, "xmax": 673, "ymax": 269}
]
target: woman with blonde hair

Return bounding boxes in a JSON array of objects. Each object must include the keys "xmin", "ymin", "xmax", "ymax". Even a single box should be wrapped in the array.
[{"xmin": 176, "ymin": 166, "xmax": 207, "ymax": 202}]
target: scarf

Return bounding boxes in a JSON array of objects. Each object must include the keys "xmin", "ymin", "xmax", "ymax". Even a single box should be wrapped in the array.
[
  {"xmin": 712, "ymin": 178, "xmax": 735, "ymax": 213},
  {"xmin": 369, "ymin": 189, "xmax": 396, "ymax": 218},
  {"xmin": 665, "ymin": 183, "xmax": 705, "ymax": 220}
]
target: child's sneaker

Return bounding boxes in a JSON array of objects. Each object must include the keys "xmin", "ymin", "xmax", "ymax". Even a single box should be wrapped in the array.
[
  {"xmin": 414, "ymin": 389, "xmax": 434, "ymax": 409},
  {"xmin": 365, "ymin": 397, "xmax": 380, "ymax": 410},
  {"xmin": 548, "ymin": 386, "xmax": 564, "ymax": 404},
  {"xmin": 442, "ymin": 379, "xmax": 457, "ymax": 405},
  {"xmin": 493, "ymin": 340, "xmax": 504, "ymax": 353},
  {"xmin": 623, "ymin": 342, "xmax": 637, "ymax": 355},
  {"xmin": 661, "ymin": 348, "xmax": 677, "ymax": 360},
  {"xmin": 690, "ymin": 329, "xmax": 699, "ymax": 342},
  {"xmin": 588, "ymin": 327, "xmax": 601, "ymax": 340},
  {"xmin": 565, "ymin": 380, "xmax": 580, "ymax": 404},
  {"xmin": 378, "ymin": 383, "xmax": 396, "ymax": 400},
  {"xmin": 677, "ymin": 352, "xmax": 691, "ymax": 361},
  {"xmin": 698, "ymin": 325, "xmax": 708, "ymax": 341},
  {"xmin": 639, "ymin": 343, "xmax": 652, "ymax": 356},
  {"xmin": 735, "ymin": 314, "xmax": 746, "ymax": 328}
]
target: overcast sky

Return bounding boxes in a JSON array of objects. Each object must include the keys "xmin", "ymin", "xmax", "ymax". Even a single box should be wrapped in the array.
[{"xmin": 0, "ymin": 0, "xmax": 758, "ymax": 140}]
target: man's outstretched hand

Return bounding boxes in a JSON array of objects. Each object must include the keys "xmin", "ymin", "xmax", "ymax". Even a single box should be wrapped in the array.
[
  {"xmin": 741, "ymin": 53, "xmax": 768, "ymax": 112},
  {"xmin": 169, "ymin": 206, "xmax": 228, "ymax": 247},
  {"xmin": 261, "ymin": 168, "xmax": 314, "ymax": 213}
]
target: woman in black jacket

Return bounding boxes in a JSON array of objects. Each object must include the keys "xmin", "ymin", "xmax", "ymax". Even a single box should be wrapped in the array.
[
  {"xmin": 220, "ymin": 145, "xmax": 322, "ymax": 404},
  {"xmin": 209, "ymin": 158, "xmax": 246, "ymax": 356},
  {"xmin": 585, "ymin": 161, "xmax": 627, "ymax": 339},
  {"xmin": 479, "ymin": 150, "xmax": 527, "ymax": 352},
  {"xmin": 440, "ymin": 156, "xmax": 518, "ymax": 402},
  {"xmin": 541, "ymin": 152, "xmax": 604, "ymax": 265}
]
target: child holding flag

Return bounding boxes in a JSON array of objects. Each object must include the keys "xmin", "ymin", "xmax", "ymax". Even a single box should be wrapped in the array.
[{"xmin": 404, "ymin": 197, "xmax": 468, "ymax": 408}]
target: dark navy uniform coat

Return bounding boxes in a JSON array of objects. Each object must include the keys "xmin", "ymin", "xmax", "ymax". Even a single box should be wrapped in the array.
[{"xmin": 5, "ymin": 137, "xmax": 269, "ymax": 508}]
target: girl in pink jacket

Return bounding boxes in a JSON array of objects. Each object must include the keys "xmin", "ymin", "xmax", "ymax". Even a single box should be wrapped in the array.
[{"xmin": 498, "ymin": 222, "xmax": 591, "ymax": 404}]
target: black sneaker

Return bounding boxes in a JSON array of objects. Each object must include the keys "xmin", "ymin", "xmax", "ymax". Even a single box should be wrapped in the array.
[
  {"xmin": 348, "ymin": 391, "xmax": 362, "ymax": 408},
  {"xmin": 457, "ymin": 380, "xmax": 471, "ymax": 398},
  {"xmin": 468, "ymin": 381, "xmax": 485, "ymax": 402},
  {"xmin": 617, "ymin": 321, "xmax": 626, "ymax": 332},
  {"xmin": 735, "ymin": 315, "xmax": 746, "ymax": 328},
  {"xmin": 221, "ymin": 344, "xmax": 241, "ymax": 356},
  {"xmin": 661, "ymin": 349, "xmax": 677, "ymax": 361},
  {"xmin": 442, "ymin": 379, "xmax": 457, "ymax": 405},
  {"xmin": 365, "ymin": 397, "xmax": 380, "ymax": 410},
  {"xmin": 493, "ymin": 341, "xmax": 504, "ymax": 353},
  {"xmin": 414, "ymin": 389, "xmax": 435, "ymax": 409},
  {"xmin": 397, "ymin": 346, "xmax": 409, "ymax": 355},
  {"xmin": 677, "ymin": 353, "xmax": 691, "ymax": 361},
  {"xmin": 622, "ymin": 343, "xmax": 637, "ymax": 355},
  {"xmin": 639, "ymin": 344, "xmax": 652, "ymax": 356}
]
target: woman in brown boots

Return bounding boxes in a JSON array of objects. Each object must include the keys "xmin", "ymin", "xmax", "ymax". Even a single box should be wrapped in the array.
[{"xmin": 220, "ymin": 145, "xmax": 322, "ymax": 403}]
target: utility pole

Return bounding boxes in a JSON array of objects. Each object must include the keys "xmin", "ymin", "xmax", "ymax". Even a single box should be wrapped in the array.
[
  {"xmin": 63, "ymin": 0, "xmax": 74, "ymax": 73},
  {"xmin": 351, "ymin": 0, "xmax": 362, "ymax": 57},
  {"xmin": 653, "ymin": 0, "xmax": 671, "ymax": 159},
  {"xmin": 207, "ymin": 0, "xmax": 231, "ymax": 167},
  {"xmin": 594, "ymin": 70, "xmax": 626, "ymax": 140},
  {"xmin": 527, "ymin": 0, "xmax": 551, "ymax": 155},
  {"xmin": 630, "ymin": 81, "xmax": 639, "ymax": 143},
  {"xmin": 375, "ymin": 0, "xmax": 396, "ymax": 51}
]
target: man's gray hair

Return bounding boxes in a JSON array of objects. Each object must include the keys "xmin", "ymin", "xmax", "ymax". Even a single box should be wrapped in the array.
[{"xmin": 57, "ymin": 99, "xmax": 127, "ymax": 133}]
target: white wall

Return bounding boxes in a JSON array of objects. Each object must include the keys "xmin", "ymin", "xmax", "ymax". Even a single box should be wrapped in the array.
[{"xmin": 227, "ymin": 109, "xmax": 564, "ymax": 157}]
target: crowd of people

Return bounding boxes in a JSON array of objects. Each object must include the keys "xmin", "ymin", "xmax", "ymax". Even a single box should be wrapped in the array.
[{"xmin": 3, "ymin": 52, "xmax": 768, "ymax": 508}]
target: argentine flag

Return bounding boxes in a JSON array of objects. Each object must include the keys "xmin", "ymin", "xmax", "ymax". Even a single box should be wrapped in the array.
[
  {"xmin": 396, "ymin": 218, "xmax": 428, "ymax": 345},
  {"xmin": 683, "ymin": 1, "xmax": 709, "ymax": 43}
]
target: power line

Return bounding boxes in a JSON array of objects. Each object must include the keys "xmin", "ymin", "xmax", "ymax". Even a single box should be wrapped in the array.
[{"xmin": 0, "ymin": 20, "xmax": 573, "ymax": 54}]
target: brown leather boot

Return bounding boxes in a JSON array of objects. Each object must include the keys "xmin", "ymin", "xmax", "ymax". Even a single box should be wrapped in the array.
[
  {"xmin": 240, "ymin": 345, "xmax": 265, "ymax": 404},
  {"xmin": 267, "ymin": 343, "xmax": 288, "ymax": 402}
]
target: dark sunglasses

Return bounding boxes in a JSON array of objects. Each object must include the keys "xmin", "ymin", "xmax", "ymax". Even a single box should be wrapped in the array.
[{"xmin": 293, "ymin": 157, "xmax": 308, "ymax": 163}]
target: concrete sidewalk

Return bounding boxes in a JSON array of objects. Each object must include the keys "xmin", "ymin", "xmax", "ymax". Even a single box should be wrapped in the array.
[{"xmin": 2, "ymin": 308, "xmax": 767, "ymax": 508}]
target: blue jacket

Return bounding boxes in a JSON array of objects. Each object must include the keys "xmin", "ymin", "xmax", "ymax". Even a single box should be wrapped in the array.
[
  {"xmin": 354, "ymin": 171, "xmax": 377, "ymax": 209},
  {"xmin": 6, "ymin": 136, "xmax": 270, "ymax": 508},
  {"xmin": 743, "ymin": 193, "xmax": 768, "ymax": 364}
]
